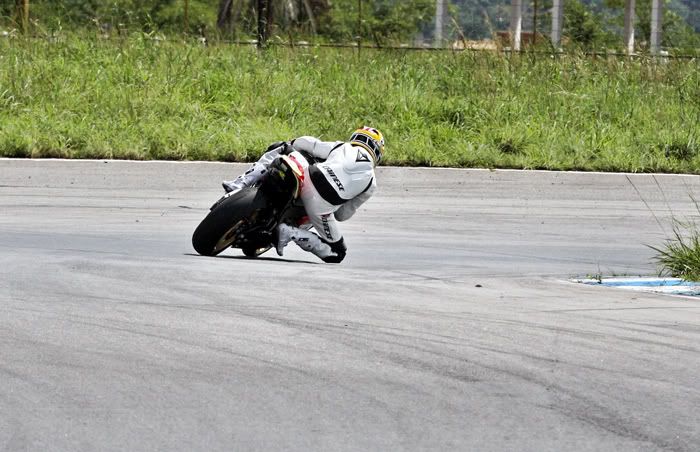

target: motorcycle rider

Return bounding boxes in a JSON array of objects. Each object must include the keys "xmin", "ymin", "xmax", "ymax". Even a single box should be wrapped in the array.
[{"xmin": 222, "ymin": 126, "xmax": 385, "ymax": 263}]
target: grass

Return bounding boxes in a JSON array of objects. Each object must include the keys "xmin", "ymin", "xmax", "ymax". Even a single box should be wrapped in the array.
[
  {"xmin": 626, "ymin": 173, "xmax": 700, "ymax": 280},
  {"xmin": 651, "ymin": 219, "xmax": 700, "ymax": 281},
  {"xmin": 649, "ymin": 190, "xmax": 700, "ymax": 281},
  {"xmin": 0, "ymin": 31, "xmax": 699, "ymax": 171}
]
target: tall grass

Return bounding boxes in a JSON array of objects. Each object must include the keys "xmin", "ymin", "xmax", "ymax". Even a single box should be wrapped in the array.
[
  {"xmin": 1, "ymin": 32, "xmax": 699, "ymax": 170},
  {"xmin": 651, "ymin": 220, "xmax": 700, "ymax": 281}
]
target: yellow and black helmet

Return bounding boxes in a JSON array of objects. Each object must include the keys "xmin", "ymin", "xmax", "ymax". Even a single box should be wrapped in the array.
[{"xmin": 350, "ymin": 126, "xmax": 385, "ymax": 165}]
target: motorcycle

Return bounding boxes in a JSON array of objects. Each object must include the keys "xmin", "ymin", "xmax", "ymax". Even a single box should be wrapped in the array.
[{"xmin": 192, "ymin": 151, "xmax": 310, "ymax": 258}]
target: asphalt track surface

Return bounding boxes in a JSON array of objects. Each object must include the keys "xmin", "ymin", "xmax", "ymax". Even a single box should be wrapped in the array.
[{"xmin": 1, "ymin": 159, "xmax": 699, "ymax": 452}]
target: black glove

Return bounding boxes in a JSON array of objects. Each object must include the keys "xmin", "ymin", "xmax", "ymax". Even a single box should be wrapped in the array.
[
  {"xmin": 322, "ymin": 238, "xmax": 347, "ymax": 264},
  {"xmin": 265, "ymin": 141, "xmax": 293, "ymax": 155}
]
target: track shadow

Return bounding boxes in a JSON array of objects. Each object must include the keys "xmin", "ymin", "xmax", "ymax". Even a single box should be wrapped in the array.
[{"xmin": 183, "ymin": 253, "xmax": 318, "ymax": 265}]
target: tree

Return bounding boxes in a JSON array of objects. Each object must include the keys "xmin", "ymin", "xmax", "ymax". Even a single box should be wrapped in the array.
[
  {"xmin": 563, "ymin": 0, "xmax": 610, "ymax": 48},
  {"xmin": 317, "ymin": 0, "xmax": 433, "ymax": 43}
]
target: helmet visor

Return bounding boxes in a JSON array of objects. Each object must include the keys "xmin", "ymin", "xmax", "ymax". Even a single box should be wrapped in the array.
[{"xmin": 350, "ymin": 133, "xmax": 382, "ymax": 162}]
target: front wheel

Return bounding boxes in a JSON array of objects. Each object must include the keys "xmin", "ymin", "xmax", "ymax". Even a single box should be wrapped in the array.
[{"xmin": 192, "ymin": 188, "xmax": 265, "ymax": 256}]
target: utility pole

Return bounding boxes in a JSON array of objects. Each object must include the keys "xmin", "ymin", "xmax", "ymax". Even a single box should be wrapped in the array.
[
  {"xmin": 650, "ymin": 0, "xmax": 663, "ymax": 55},
  {"xmin": 434, "ymin": 0, "xmax": 445, "ymax": 48}
]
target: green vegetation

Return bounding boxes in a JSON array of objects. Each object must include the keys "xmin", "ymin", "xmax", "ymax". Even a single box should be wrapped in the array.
[
  {"xmin": 0, "ymin": 33, "xmax": 698, "ymax": 170},
  {"xmin": 652, "ymin": 219, "xmax": 700, "ymax": 280},
  {"xmin": 2, "ymin": 0, "xmax": 699, "ymax": 50},
  {"xmin": 316, "ymin": 0, "xmax": 434, "ymax": 43},
  {"xmin": 0, "ymin": 0, "xmax": 436, "ymax": 44}
]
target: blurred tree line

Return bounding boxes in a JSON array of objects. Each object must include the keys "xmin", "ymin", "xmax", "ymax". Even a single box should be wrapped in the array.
[
  {"xmin": 0, "ymin": 0, "xmax": 433, "ymax": 43},
  {"xmin": 1, "ymin": 0, "xmax": 698, "ymax": 50}
]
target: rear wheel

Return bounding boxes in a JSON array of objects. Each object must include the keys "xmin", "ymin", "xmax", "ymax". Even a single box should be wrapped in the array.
[{"xmin": 192, "ymin": 188, "xmax": 266, "ymax": 256}]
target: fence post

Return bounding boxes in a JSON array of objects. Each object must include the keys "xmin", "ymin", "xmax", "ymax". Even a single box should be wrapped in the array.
[
  {"xmin": 434, "ymin": 0, "xmax": 445, "ymax": 48},
  {"xmin": 18, "ymin": 0, "xmax": 29, "ymax": 34},
  {"xmin": 184, "ymin": 0, "xmax": 189, "ymax": 34},
  {"xmin": 357, "ymin": 0, "xmax": 362, "ymax": 53},
  {"xmin": 256, "ymin": 0, "xmax": 270, "ymax": 48},
  {"xmin": 532, "ymin": 0, "xmax": 538, "ymax": 46},
  {"xmin": 551, "ymin": 0, "xmax": 563, "ymax": 49},
  {"xmin": 623, "ymin": 0, "xmax": 635, "ymax": 55},
  {"xmin": 509, "ymin": 0, "xmax": 522, "ymax": 51},
  {"xmin": 650, "ymin": 0, "xmax": 663, "ymax": 55}
]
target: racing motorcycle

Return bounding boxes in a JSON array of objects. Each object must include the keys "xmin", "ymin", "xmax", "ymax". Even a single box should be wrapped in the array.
[{"xmin": 192, "ymin": 151, "xmax": 309, "ymax": 257}]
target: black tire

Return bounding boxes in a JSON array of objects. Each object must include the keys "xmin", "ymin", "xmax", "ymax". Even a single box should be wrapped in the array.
[{"xmin": 192, "ymin": 188, "xmax": 266, "ymax": 256}]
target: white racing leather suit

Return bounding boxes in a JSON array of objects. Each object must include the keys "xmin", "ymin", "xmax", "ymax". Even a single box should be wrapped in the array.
[{"xmin": 223, "ymin": 136, "xmax": 376, "ymax": 263}]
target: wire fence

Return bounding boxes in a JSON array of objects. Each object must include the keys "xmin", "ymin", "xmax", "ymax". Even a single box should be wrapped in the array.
[{"xmin": 2, "ymin": 0, "xmax": 699, "ymax": 58}]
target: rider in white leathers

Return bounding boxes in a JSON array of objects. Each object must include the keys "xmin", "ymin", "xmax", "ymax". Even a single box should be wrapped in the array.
[{"xmin": 222, "ymin": 127, "xmax": 385, "ymax": 263}]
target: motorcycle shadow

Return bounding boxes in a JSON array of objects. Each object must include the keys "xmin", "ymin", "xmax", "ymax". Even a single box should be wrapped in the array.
[{"xmin": 184, "ymin": 253, "xmax": 319, "ymax": 265}]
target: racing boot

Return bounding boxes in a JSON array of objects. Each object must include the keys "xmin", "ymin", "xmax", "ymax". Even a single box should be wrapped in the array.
[
  {"xmin": 222, "ymin": 142, "xmax": 289, "ymax": 193},
  {"xmin": 275, "ymin": 224, "xmax": 346, "ymax": 263},
  {"xmin": 222, "ymin": 163, "xmax": 267, "ymax": 193}
]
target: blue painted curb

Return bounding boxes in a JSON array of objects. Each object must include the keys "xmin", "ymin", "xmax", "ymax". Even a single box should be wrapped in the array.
[
  {"xmin": 598, "ymin": 279, "xmax": 700, "ymax": 288},
  {"xmin": 575, "ymin": 277, "xmax": 700, "ymax": 296}
]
